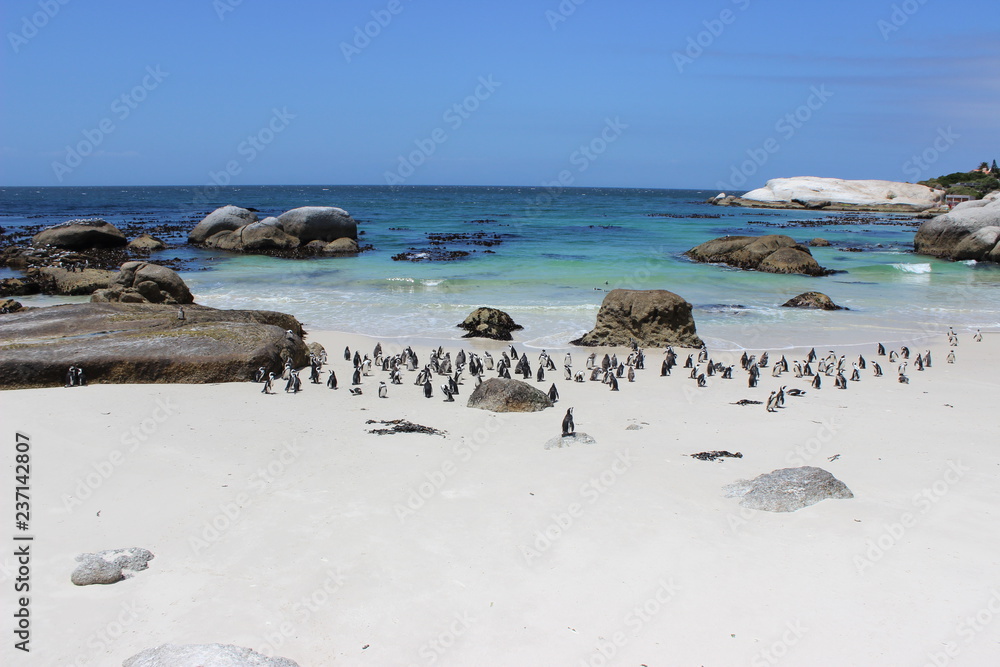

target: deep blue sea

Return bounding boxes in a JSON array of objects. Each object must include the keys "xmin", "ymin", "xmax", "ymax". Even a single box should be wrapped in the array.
[{"xmin": 2, "ymin": 185, "xmax": 998, "ymax": 351}]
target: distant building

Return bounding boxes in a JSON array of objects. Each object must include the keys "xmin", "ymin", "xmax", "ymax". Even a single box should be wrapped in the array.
[{"xmin": 946, "ymin": 194, "xmax": 975, "ymax": 208}]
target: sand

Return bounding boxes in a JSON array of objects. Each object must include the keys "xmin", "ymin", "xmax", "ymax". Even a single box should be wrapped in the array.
[{"xmin": 2, "ymin": 329, "xmax": 998, "ymax": 666}]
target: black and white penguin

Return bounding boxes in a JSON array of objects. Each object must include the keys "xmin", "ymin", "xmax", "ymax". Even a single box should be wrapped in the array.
[
  {"xmin": 561, "ymin": 408, "xmax": 575, "ymax": 436},
  {"xmin": 262, "ymin": 373, "xmax": 274, "ymax": 394},
  {"xmin": 378, "ymin": 381, "xmax": 387, "ymax": 399},
  {"xmin": 374, "ymin": 342, "xmax": 382, "ymax": 358},
  {"xmin": 759, "ymin": 352, "xmax": 769, "ymax": 367},
  {"xmin": 923, "ymin": 350, "xmax": 931, "ymax": 368},
  {"xmin": 661, "ymin": 359, "xmax": 670, "ymax": 377},
  {"xmin": 564, "ymin": 365, "xmax": 573, "ymax": 380},
  {"xmin": 696, "ymin": 373, "xmax": 706, "ymax": 388},
  {"xmin": 327, "ymin": 370, "xmax": 338, "ymax": 389},
  {"xmin": 609, "ymin": 373, "xmax": 620, "ymax": 391},
  {"xmin": 177, "ymin": 306, "xmax": 185, "ymax": 321},
  {"xmin": 352, "ymin": 368, "xmax": 361, "ymax": 386},
  {"xmin": 765, "ymin": 391, "xmax": 777, "ymax": 412},
  {"xmin": 811, "ymin": 373, "xmax": 821, "ymax": 389},
  {"xmin": 877, "ymin": 342, "xmax": 886, "ymax": 356},
  {"xmin": 423, "ymin": 379, "xmax": 433, "ymax": 398},
  {"xmin": 947, "ymin": 350, "xmax": 955, "ymax": 364},
  {"xmin": 344, "ymin": 346, "xmax": 351, "ymax": 361},
  {"xmin": 291, "ymin": 372, "xmax": 302, "ymax": 393},
  {"xmin": 873, "ymin": 362, "xmax": 883, "ymax": 378},
  {"xmin": 548, "ymin": 383, "xmax": 559, "ymax": 403},
  {"xmin": 974, "ymin": 329, "xmax": 983, "ymax": 342},
  {"xmin": 75, "ymin": 367, "xmax": 87, "ymax": 386},
  {"xmin": 442, "ymin": 384, "xmax": 454, "ymax": 402},
  {"xmin": 900, "ymin": 346, "xmax": 910, "ymax": 359},
  {"xmin": 536, "ymin": 366, "xmax": 545, "ymax": 383},
  {"xmin": 65, "ymin": 365, "xmax": 77, "ymax": 387},
  {"xmin": 627, "ymin": 366, "xmax": 635, "ymax": 383},
  {"xmin": 835, "ymin": 372, "xmax": 847, "ymax": 389}
]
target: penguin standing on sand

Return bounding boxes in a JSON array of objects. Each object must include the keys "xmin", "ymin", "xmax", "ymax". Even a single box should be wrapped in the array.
[
  {"xmin": 344, "ymin": 346, "xmax": 351, "ymax": 361},
  {"xmin": 352, "ymin": 368, "xmax": 361, "ymax": 386},
  {"xmin": 65, "ymin": 366, "xmax": 77, "ymax": 387},
  {"xmin": 877, "ymin": 343, "xmax": 886, "ymax": 356},
  {"xmin": 811, "ymin": 373, "xmax": 821, "ymax": 389},
  {"xmin": 627, "ymin": 366, "xmax": 635, "ymax": 383},
  {"xmin": 327, "ymin": 370, "xmax": 338, "ymax": 389},
  {"xmin": 873, "ymin": 362, "xmax": 883, "ymax": 377},
  {"xmin": 423, "ymin": 379, "xmax": 433, "ymax": 398},
  {"xmin": 441, "ymin": 384, "xmax": 454, "ymax": 402},
  {"xmin": 75, "ymin": 367, "xmax": 87, "ymax": 386},
  {"xmin": 974, "ymin": 329, "xmax": 983, "ymax": 342},
  {"xmin": 262, "ymin": 373, "xmax": 275, "ymax": 394},
  {"xmin": 947, "ymin": 350, "xmax": 956, "ymax": 364},
  {"xmin": 766, "ymin": 392, "xmax": 777, "ymax": 412},
  {"xmin": 609, "ymin": 373, "xmax": 620, "ymax": 391},
  {"xmin": 548, "ymin": 383, "xmax": 559, "ymax": 403},
  {"xmin": 562, "ymin": 408, "xmax": 575, "ymax": 437},
  {"xmin": 378, "ymin": 382, "xmax": 388, "ymax": 399},
  {"xmin": 536, "ymin": 366, "xmax": 545, "ymax": 383}
]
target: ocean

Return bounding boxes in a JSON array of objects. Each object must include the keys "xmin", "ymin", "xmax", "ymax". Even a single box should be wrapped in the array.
[{"xmin": 2, "ymin": 185, "xmax": 998, "ymax": 351}]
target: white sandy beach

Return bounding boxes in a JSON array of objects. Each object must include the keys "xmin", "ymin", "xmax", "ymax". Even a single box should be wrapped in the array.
[{"xmin": 2, "ymin": 328, "xmax": 999, "ymax": 666}]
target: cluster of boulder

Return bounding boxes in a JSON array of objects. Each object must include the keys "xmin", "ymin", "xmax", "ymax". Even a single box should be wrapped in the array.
[
  {"xmin": 914, "ymin": 192, "xmax": 1000, "ymax": 262},
  {"xmin": 92, "ymin": 261, "xmax": 193, "ymax": 304},
  {"xmin": 685, "ymin": 234, "xmax": 831, "ymax": 276},
  {"xmin": 188, "ymin": 205, "xmax": 359, "ymax": 254}
]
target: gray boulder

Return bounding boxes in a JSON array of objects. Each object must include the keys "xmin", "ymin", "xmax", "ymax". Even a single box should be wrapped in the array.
[
  {"xmin": 781, "ymin": 291, "xmax": 846, "ymax": 311},
  {"xmin": 123, "ymin": 643, "xmax": 299, "ymax": 667},
  {"xmin": 188, "ymin": 206, "xmax": 259, "ymax": 243},
  {"xmin": 277, "ymin": 206, "xmax": 357, "ymax": 243},
  {"xmin": 467, "ymin": 378, "xmax": 553, "ymax": 412},
  {"xmin": 94, "ymin": 262, "xmax": 194, "ymax": 305},
  {"xmin": 71, "ymin": 547, "xmax": 154, "ymax": 586},
  {"xmin": 571, "ymin": 289, "xmax": 703, "ymax": 348},
  {"xmin": 914, "ymin": 195, "xmax": 1000, "ymax": 262},
  {"xmin": 32, "ymin": 219, "xmax": 127, "ymax": 250},
  {"xmin": 723, "ymin": 466, "xmax": 853, "ymax": 512},
  {"xmin": 128, "ymin": 234, "xmax": 166, "ymax": 251},
  {"xmin": 458, "ymin": 307, "xmax": 524, "ymax": 341},
  {"xmin": 686, "ymin": 234, "xmax": 830, "ymax": 276},
  {"xmin": 545, "ymin": 432, "xmax": 596, "ymax": 449}
]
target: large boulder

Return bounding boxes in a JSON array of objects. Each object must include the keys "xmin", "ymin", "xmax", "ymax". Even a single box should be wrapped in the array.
[
  {"xmin": 188, "ymin": 205, "xmax": 258, "ymax": 243},
  {"xmin": 32, "ymin": 219, "xmax": 127, "ymax": 250},
  {"xmin": 93, "ymin": 262, "xmax": 194, "ymax": 304},
  {"xmin": 686, "ymin": 234, "xmax": 829, "ymax": 276},
  {"xmin": 915, "ymin": 195, "xmax": 1000, "ymax": 262},
  {"xmin": 712, "ymin": 177, "xmax": 944, "ymax": 212},
  {"xmin": 723, "ymin": 466, "xmax": 854, "ymax": 512},
  {"xmin": 570, "ymin": 289, "xmax": 703, "ymax": 348},
  {"xmin": 277, "ymin": 206, "xmax": 357, "ymax": 243},
  {"xmin": 128, "ymin": 234, "xmax": 166, "ymax": 251},
  {"xmin": 458, "ymin": 307, "xmax": 524, "ymax": 341},
  {"xmin": 0, "ymin": 303, "xmax": 309, "ymax": 388},
  {"xmin": 26, "ymin": 266, "xmax": 116, "ymax": 295},
  {"xmin": 205, "ymin": 219, "xmax": 300, "ymax": 252},
  {"xmin": 467, "ymin": 378, "xmax": 553, "ymax": 412},
  {"xmin": 71, "ymin": 547, "xmax": 154, "ymax": 586},
  {"xmin": 781, "ymin": 291, "xmax": 846, "ymax": 310},
  {"xmin": 123, "ymin": 643, "xmax": 299, "ymax": 667}
]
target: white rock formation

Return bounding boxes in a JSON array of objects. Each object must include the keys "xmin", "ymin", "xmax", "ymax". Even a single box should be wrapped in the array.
[{"xmin": 739, "ymin": 176, "xmax": 944, "ymax": 210}]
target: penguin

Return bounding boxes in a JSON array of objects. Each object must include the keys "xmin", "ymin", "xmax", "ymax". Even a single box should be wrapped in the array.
[
  {"xmin": 889, "ymin": 350, "xmax": 898, "ymax": 363},
  {"xmin": 722, "ymin": 365, "xmax": 733, "ymax": 380},
  {"xmin": 697, "ymin": 346, "xmax": 708, "ymax": 363},
  {"xmin": 787, "ymin": 388, "xmax": 805, "ymax": 397},
  {"xmin": 562, "ymin": 408, "xmax": 575, "ymax": 437},
  {"xmin": 353, "ymin": 351, "xmax": 362, "ymax": 368},
  {"xmin": 586, "ymin": 353, "xmax": 596, "ymax": 369},
  {"xmin": 835, "ymin": 372, "xmax": 847, "ymax": 389},
  {"xmin": 574, "ymin": 371, "xmax": 585, "ymax": 383},
  {"xmin": 740, "ymin": 351, "xmax": 749, "ymax": 369},
  {"xmin": 310, "ymin": 364, "xmax": 321, "ymax": 384},
  {"xmin": 873, "ymin": 362, "xmax": 883, "ymax": 377},
  {"xmin": 564, "ymin": 352, "xmax": 573, "ymax": 367},
  {"xmin": 793, "ymin": 361, "xmax": 803, "ymax": 378},
  {"xmin": 378, "ymin": 381, "xmax": 387, "ymax": 398},
  {"xmin": 923, "ymin": 351, "xmax": 931, "ymax": 368},
  {"xmin": 759, "ymin": 352, "xmax": 769, "ymax": 367},
  {"xmin": 627, "ymin": 365, "xmax": 635, "ymax": 383},
  {"xmin": 261, "ymin": 372, "xmax": 274, "ymax": 394},
  {"xmin": 602, "ymin": 354, "xmax": 611, "ymax": 371},
  {"xmin": 900, "ymin": 346, "xmax": 910, "ymax": 359},
  {"xmin": 771, "ymin": 364, "xmax": 782, "ymax": 378},
  {"xmin": 877, "ymin": 342, "xmax": 886, "ymax": 356},
  {"xmin": 914, "ymin": 355, "xmax": 923, "ymax": 371},
  {"xmin": 456, "ymin": 350, "xmax": 467, "ymax": 369},
  {"xmin": 609, "ymin": 373, "xmax": 620, "ymax": 391},
  {"xmin": 898, "ymin": 370, "xmax": 909, "ymax": 384},
  {"xmin": 344, "ymin": 347, "xmax": 351, "ymax": 361},
  {"xmin": 292, "ymin": 372, "xmax": 302, "ymax": 393},
  {"xmin": 947, "ymin": 350, "xmax": 955, "ymax": 364},
  {"xmin": 776, "ymin": 386, "xmax": 786, "ymax": 407},
  {"xmin": 349, "ymin": 387, "xmax": 363, "ymax": 396},
  {"xmin": 449, "ymin": 375, "xmax": 459, "ymax": 396},
  {"xmin": 177, "ymin": 306, "xmax": 185, "ymax": 321},
  {"xmin": 684, "ymin": 354, "xmax": 694, "ymax": 369},
  {"xmin": 285, "ymin": 329, "xmax": 295, "ymax": 341},
  {"xmin": 850, "ymin": 364, "xmax": 860, "ymax": 382},
  {"xmin": 974, "ymin": 329, "xmax": 983, "ymax": 342},
  {"xmin": 548, "ymin": 383, "xmax": 559, "ymax": 403},
  {"xmin": 696, "ymin": 373, "xmax": 706, "ymax": 388},
  {"xmin": 65, "ymin": 366, "xmax": 76, "ymax": 387},
  {"xmin": 564, "ymin": 365, "xmax": 573, "ymax": 380},
  {"xmin": 660, "ymin": 359, "xmax": 670, "ymax": 377},
  {"xmin": 811, "ymin": 373, "xmax": 821, "ymax": 389},
  {"xmin": 748, "ymin": 372, "xmax": 758, "ymax": 388},
  {"xmin": 766, "ymin": 391, "xmax": 777, "ymax": 412},
  {"xmin": 253, "ymin": 367, "xmax": 266, "ymax": 383},
  {"xmin": 616, "ymin": 364, "xmax": 625, "ymax": 378},
  {"xmin": 284, "ymin": 372, "xmax": 295, "ymax": 393},
  {"xmin": 806, "ymin": 348, "xmax": 817, "ymax": 363},
  {"xmin": 635, "ymin": 350, "xmax": 645, "ymax": 370},
  {"xmin": 76, "ymin": 367, "xmax": 87, "ymax": 386},
  {"xmin": 442, "ymin": 384, "xmax": 454, "ymax": 402},
  {"xmin": 536, "ymin": 366, "xmax": 545, "ymax": 383},
  {"xmin": 857, "ymin": 355, "xmax": 866, "ymax": 370},
  {"xmin": 352, "ymin": 368, "xmax": 361, "ymax": 385},
  {"xmin": 423, "ymin": 379, "xmax": 433, "ymax": 398},
  {"xmin": 374, "ymin": 342, "xmax": 382, "ymax": 358},
  {"xmin": 327, "ymin": 370, "xmax": 338, "ymax": 389}
]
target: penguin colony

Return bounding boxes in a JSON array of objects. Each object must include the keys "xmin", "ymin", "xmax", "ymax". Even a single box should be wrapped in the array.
[{"xmin": 245, "ymin": 328, "xmax": 981, "ymax": 435}]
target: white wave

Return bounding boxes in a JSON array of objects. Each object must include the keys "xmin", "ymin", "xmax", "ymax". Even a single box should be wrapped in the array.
[{"xmin": 892, "ymin": 263, "xmax": 932, "ymax": 274}]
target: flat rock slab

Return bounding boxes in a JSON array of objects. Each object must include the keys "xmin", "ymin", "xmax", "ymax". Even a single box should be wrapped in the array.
[
  {"xmin": 723, "ymin": 466, "xmax": 853, "ymax": 512},
  {"xmin": 123, "ymin": 643, "xmax": 299, "ymax": 667},
  {"xmin": 0, "ymin": 303, "xmax": 308, "ymax": 388},
  {"xmin": 545, "ymin": 432, "xmax": 596, "ymax": 449},
  {"xmin": 71, "ymin": 547, "xmax": 154, "ymax": 586}
]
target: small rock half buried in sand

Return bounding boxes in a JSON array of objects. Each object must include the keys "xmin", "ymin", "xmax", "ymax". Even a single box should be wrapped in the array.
[
  {"xmin": 723, "ymin": 466, "xmax": 853, "ymax": 512},
  {"xmin": 123, "ymin": 643, "xmax": 299, "ymax": 667},
  {"xmin": 71, "ymin": 547, "xmax": 154, "ymax": 586},
  {"xmin": 545, "ymin": 432, "xmax": 596, "ymax": 449}
]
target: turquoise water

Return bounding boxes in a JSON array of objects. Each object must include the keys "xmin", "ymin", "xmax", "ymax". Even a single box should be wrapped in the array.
[{"xmin": 3, "ymin": 185, "xmax": 998, "ymax": 350}]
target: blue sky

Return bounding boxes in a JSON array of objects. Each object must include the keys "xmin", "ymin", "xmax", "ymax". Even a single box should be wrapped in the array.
[{"xmin": 1, "ymin": 0, "xmax": 996, "ymax": 189}]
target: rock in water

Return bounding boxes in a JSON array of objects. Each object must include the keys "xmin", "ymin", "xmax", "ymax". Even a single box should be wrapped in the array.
[
  {"xmin": 545, "ymin": 432, "xmax": 596, "ymax": 449},
  {"xmin": 457, "ymin": 307, "xmax": 524, "ymax": 340},
  {"xmin": 570, "ymin": 289, "xmax": 703, "ymax": 348},
  {"xmin": 686, "ymin": 234, "xmax": 830, "ymax": 276},
  {"xmin": 781, "ymin": 291, "xmax": 846, "ymax": 311},
  {"xmin": 188, "ymin": 205, "xmax": 259, "ymax": 243},
  {"xmin": 809, "ymin": 238, "xmax": 831, "ymax": 247},
  {"xmin": 711, "ymin": 177, "xmax": 944, "ymax": 212},
  {"xmin": 467, "ymin": 378, "xmax": 553, "ymax": 412},
  {"xmin": 723, "ymin": 466, "xmax": 853, "ymax": 512},
  {"xmin": 26, "ymin": 266, "xmax": 116, "ymax": 296},
  {"xmin": 914, "ymin": 194, "xmax": 1000, "ymax": 263},
  {"xmin": 92, "ymin": 261, "xmax": 194, "ymax": 304},
  {"xmin": 277, "ymin": 206, "xmax": 357, "ymax": 244},
  {"xmin": 123, "ymin": 643, "xmax": 299, "ymax": 667},
  {"xmin": 71, "ymin": 547, "xmax": 154, "ymax": 586},
  {"xmin": 128, "ymin": 234, "xmax": 166, "ymax": 251},
  {"xmin": 32, "ymin": 218, "xmax": 128, "ymax": 250}
]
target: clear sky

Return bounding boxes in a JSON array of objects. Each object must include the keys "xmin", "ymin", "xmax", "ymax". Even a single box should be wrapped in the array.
[{"xmin": 1, "ymin": 0, "xmax": 996, "ymax": 189}]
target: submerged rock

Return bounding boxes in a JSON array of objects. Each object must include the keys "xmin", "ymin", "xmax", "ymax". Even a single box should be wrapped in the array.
[
  {"xmin": 458, "ymin": 307, "xmax": 524, "ymax": 341},
  {"xmin": 723, "ymin": 466, "xmax": 853, "ymax": 512},
  {"xmin": 571, "ymin": 289, "xmax": 703, "ymax": 348},
  {"xmin": 123, "ymin": 643, "xmax": 299, "ymax": 667},
  {"xmin": 467, "ymin": 378, "xmax": 553, "ymax": 412},
  {"xmin": 686, "ymin": 234, "xmax": 830, "ymax": 276},
  {"xmin": 781, "ymin": 291, "xmax": 846, "ymax": 311}
]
